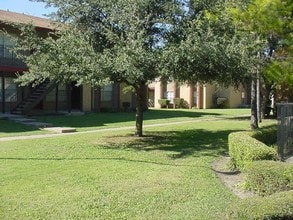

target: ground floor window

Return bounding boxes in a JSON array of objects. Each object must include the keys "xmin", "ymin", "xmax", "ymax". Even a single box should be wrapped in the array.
[
  {"xmin": 0, "ymin": 76, "xmax": 17, "ymax": 112},
  {"xmin": 4, "ymin": 78, "xmax": 17, "ymax": 102},
  {"xmin": 101, "ymin": 84, "xmax": 113, "ymax": 102},
  {"xmin": 0, "ymin": 77, "xmax": 3, "ymax": 103}
]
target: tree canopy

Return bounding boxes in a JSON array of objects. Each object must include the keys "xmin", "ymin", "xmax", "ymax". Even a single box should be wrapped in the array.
[
  {"xmin": 231, "ymin": 0, "xmax": 293, "ymax": 95},
  {"xmin": 16, "ymin": 0, "xmax": 260, "ymax": 135}
]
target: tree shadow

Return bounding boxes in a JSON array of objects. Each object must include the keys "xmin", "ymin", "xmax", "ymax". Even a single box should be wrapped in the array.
[
  {"xmin": 0, "ymin": 156, "xmax": 206, "ymax": 168},
  {"xmin": 101, "ymin": 128, "xmax": 245, "ymax": 159},
  {"xmin": 33, "ymin": 109, "xmax": 222, "ymax": 129},
  {"xmin": 0, "ymin": 119, "xmax": 41, "ymax": 134}
]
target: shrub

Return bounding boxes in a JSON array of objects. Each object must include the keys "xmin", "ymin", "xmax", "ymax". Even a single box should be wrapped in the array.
[
  {"xmin": 158, "ymin": 99, "xmax": 170, "ymax": 108},
  {"xmin": 227, "ymin": 190, "xmax": 293, "ymax": 219},
  {"xmin": 173, "ymin": 98, "xmax": 183, "ymax": 108},
  {"xmin": 216, "ymin": 97, "xmax": 228, "ymax": 108},
  {"xmin": 228, "ymin": 132, "xmax": 278, "ymax": 170},
  {"xmin": 244, "ymin": 160, "xmax": 293, "ymax": 196},
  {"xmin": 252, "ymin": 125, "xmax": 277, "ymax": 146}
]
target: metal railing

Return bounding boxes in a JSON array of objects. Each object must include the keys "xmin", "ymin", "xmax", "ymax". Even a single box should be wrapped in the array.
[
  {"xmin": 277, "ymin": 103, "xmax": 293, "ymax": 159},
  {"xmin": 0, "ymin": 45, "xmax": 27, "ymax": 68}
]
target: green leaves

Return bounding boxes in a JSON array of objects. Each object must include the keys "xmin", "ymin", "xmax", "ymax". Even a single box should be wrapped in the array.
[
  {"xmin": 15, "ymin": 26, "xmax": 110, "ymax": 87},
  {"xmin": 164, "ymin": 3, "xmax": 253, "ymax": 87}
]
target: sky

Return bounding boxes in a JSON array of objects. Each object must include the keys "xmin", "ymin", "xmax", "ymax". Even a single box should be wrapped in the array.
[{"xmin": 0, "ymin": 0, "xmax": 56, "ymax": 18}]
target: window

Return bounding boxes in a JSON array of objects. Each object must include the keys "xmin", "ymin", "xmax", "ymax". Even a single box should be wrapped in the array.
[
  {"xmin": 58, "ymin": 84, "xmax": 67, "ymax": 102},
  {"xmin": 5, "ymin": 78, "xmax": 17, "ymax": 102},
  {"xmin": 0, "ymin": 32, "xmax": 16, "ymax": 58},
  {"xmin": 164, "ymin": 91, "xmax": 174, "ymax": 103},
  {"xmin": 101, "ymin": 84, "xmax": 113, "ymax": 102},
  {"xmin": 0, "ymin": 78, "xmax": 2, "ymax": 102}
]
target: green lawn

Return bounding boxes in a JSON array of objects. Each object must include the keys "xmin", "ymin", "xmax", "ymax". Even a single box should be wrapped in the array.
[
  {"xmin": 0, "ymin": 108, "xmax": 250, "ymax": 137},
  {"xmin": 0, "ymin": 109, "xmax": 276, "ymax": 219},
  {"xmin": 0, "ymin": 119, "xmax": 50, "ymax": 138},
  {"xmin": 33, "ymin": 108, "xmax": 251, "ymax": 132}
]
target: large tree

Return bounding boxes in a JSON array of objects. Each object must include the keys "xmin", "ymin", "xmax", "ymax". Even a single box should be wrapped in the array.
[
  {"xmin": 16, "ymin": 0, "xmax": 256, "ymax": 136},
  {"xmin": 16, "ymin": 0, "xmax": 184, "ymax": 137},
  {"xmin": 164, "ymin": 0, "xmax": 254, "ymax": 96},
  {"xmin": 230, "ymin": 0, "xmax": 293, "ymax": 127}
]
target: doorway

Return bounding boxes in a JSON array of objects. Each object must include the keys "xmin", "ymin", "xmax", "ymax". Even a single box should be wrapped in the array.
[{"xmin": 70, "ymin": 82, "xmax": 82, "ymax": 110}]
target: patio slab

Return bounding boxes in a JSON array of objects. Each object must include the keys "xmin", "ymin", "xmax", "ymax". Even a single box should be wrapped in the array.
[{"xmin": 43, "ymin": 127, "xmax": 76, "ymax": 133}]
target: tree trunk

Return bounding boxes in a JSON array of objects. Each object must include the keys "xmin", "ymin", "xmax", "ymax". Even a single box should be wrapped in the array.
[
  {"xmin": 134, "ymin": 83, "xmax": 147, "ymax": 137},
  {"xmin": 256, "ymin": 71, "xmax": 262, "ymax": 123},
  {"xmin": 262, "ymin": 82, "xmax": 272, "ymax": 119},
  {"xmin": 251, "ymin": 76, "xmax": 259, "ymax": 129}
]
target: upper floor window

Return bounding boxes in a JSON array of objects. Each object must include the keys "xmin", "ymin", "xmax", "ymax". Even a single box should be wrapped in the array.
[{"xmin": 0, "ymin": 32, "xmax": 16, "ymax": 59}]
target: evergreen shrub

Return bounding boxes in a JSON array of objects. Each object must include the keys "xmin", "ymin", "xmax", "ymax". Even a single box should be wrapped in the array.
[
  {"xmin": 227, "ymin": 190, "xmax": 293, "ymax": 219},
  {"xmin": 244, "ymin": 160, "xmax": 293, "ymax": 196},
  {"xmin": 228, "ymin": 132, "xmax": 278, "ymax": 170}
]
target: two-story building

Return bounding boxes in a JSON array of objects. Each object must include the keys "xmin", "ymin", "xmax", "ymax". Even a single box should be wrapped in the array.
[{"xmin": 0, "ymin": 10, "xmax": 136, "ymax": 115}]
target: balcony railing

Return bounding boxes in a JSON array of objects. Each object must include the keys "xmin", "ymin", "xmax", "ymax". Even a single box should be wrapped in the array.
[{"xmin": 0, "ymin": 45, "xmax": 27, "ymax": 68}]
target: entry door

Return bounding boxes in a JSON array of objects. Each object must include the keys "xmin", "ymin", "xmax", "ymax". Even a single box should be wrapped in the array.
[{"xmin": 71, "ymin": 82, "xmax": 82, "ymax": 110}]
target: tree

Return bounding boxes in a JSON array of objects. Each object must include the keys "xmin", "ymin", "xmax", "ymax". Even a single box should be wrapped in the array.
[
  {"xmin": 230, "ymin": 0, "xmax": 293, "ymax": 127},
  {"xmin": 164, "ymin": 0, "xmax": 254, "ymax": 94},
  {"xmin": 17, "ymin": 0, "xmax": 258, "ymax": 136},
  {"xmin": 16, "ymin": 0, "xmax": 184, "ymax": 137}
]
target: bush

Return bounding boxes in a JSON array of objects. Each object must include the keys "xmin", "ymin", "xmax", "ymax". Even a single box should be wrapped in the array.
[
  {"xmin": 227, "ymin": 190, "xmax": 293, "ymax": 219},
  {"xmin": 244, "ymin": 160, "xmax": 293, "ymax": 196},
  {"xmin": 158, "ymin": 99, "xmax": 170, "ymax": 108},
  {"xmin": 216, "ymin": 97, "xmax": 228, "ymax": 108},
  {"xmin": 173, "ymin": 98, "xmax": 183, "ymax": 108},
  {"xmin": 252, "ymin": 125, "xmax": 277, "ymax": 146},
  {"xmin": 228, "ymin": 132, "xmax": 278, "ymax": 170}
]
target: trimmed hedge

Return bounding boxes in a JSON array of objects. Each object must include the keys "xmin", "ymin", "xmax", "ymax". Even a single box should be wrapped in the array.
[
  {"xmin": 227, "ymin": 190, "xmax": 293, "ymax": 219},
  {"xmin": 228, "ymin": 132, "xmax": 278, "ymax": 170},
  {"xmin": 173, "ymin": 98, "xmax": 183, "ymax": 108},
  {"xmin": 158, "ymin": 99, "xmax": 170, "ymax": 108},
  {"xmin": 252, "ymin": 125, "xmax": 277, "ymax": 146},
  {"xmin": 244, "ymin": 160, "xmax": 293, "ymax": 196}
]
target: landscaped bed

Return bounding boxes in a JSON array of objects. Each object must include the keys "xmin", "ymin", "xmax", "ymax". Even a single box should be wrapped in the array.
[{"xmin": 226, "ymin": 125, "xmax": 293, "ymax": 219}]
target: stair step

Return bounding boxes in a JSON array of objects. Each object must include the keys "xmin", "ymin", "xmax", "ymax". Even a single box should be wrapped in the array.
[{"xmin": 12, "ymin": 80, "xmax": 56, "ymax": 115}]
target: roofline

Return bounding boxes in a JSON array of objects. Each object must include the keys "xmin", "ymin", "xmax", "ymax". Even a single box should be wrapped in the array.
[{"xmin": 0, "ymin": 9, "xmax": 60, "ymax": 30}]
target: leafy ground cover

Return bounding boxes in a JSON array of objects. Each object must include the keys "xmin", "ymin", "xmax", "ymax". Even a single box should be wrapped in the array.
[{"xmin": 0, "ymin": 109, "xmax": 276, "ymax": 219}]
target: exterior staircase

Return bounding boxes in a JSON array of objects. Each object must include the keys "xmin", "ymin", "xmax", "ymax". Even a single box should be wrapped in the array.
[{"xmin": 11, "ymin": 79, "xmax": 56, "ymax": 115}]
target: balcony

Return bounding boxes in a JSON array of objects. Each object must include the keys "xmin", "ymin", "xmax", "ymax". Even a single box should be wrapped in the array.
[{"xmin": 0, "ymin": 45, "xmax": 27, "ymax": 69}]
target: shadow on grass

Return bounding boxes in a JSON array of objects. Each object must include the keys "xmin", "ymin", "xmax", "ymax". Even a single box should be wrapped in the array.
[
  {"xmin": 0, "ymin": 119, "xmax": 41, "ymax": 134},
  {"xmin": 0, "ymin": 157, "xmax": 209, "ymax": 168},
  {"xmin": 0, "ymin": 127, "xmax": 244, "ymax": 162},
  {"xmin": 100, "ymin": 128, "xmax": 245, "ymax": 159},
  {"xmin": 33, "ymin": 109, "xmax": 221, "ymax": 129}
]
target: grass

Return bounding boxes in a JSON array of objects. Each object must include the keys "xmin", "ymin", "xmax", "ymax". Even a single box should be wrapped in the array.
[
  {"xmin": 34, "ymin": 108, "xmax": 251, "ymax": 131},
  {"xmin": 0, "ymin": 108, "xmax": 250, "ymax": 137},
  {"xmin": 0, "ymin": 119, "xmax": 50, "ymax": 138},
  {"xmin": 0, "ymin": 109, "xmax": 277, "ymax": 219}
]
